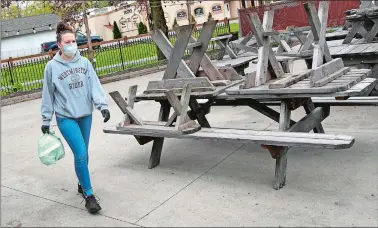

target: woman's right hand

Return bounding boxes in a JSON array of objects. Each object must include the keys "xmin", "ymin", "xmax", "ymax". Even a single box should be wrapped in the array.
[{"xmin": 41, "ymin": 125, "xmax": 50, "ymax": 134}]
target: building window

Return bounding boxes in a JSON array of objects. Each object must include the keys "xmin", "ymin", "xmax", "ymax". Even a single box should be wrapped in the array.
[
  {"xmin": 194, "ymin": 7, "xmax": 204, "ymax": 17},
  {"xmin": 212, "ymin": 4, "xmax": 222, "ymax": 14},
  {"xmin": 176, "ymin": 10, "xmax": 187, "ymax": 20}
]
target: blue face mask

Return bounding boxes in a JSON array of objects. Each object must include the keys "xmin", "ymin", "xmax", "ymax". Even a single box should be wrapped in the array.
[{"xmin": 62, "ymin": 43, "xmax": 77, "ymax": 57}]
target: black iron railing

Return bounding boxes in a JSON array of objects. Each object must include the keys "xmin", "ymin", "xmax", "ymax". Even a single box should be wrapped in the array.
[{"xmin": 1, "ymin": 22, "xmax": 231, "ymax": 97}]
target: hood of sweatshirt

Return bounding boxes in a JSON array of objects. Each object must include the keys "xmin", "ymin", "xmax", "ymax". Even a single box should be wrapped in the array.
[{"xmin": 53, "ymin": 50, "xmax": 81, "ymax": 65}]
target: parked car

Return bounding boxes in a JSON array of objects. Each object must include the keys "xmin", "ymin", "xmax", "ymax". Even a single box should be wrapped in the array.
[{"xmin": 41, "ymin": 31, "xmax": 103, "ymax": 53}]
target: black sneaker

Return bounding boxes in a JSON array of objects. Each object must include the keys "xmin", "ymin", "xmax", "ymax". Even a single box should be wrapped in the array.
[
  {"xmin": 85, "ymin": 195, "xmax": 102, "ymax": 214},
  {"xmin": 78, "ymin": 184, "xmax": 83, "ymax": 195}
]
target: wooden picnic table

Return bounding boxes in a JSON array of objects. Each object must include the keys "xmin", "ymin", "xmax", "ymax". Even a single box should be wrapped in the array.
[{"xmin": 103, "ymin": 2, "xmax": 377, "ymax": 190}]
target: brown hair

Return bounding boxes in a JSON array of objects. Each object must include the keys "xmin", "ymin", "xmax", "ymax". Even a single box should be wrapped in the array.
[{"xmin": 56, "ymin": 21, "xmax": 75, "ymax": 42}]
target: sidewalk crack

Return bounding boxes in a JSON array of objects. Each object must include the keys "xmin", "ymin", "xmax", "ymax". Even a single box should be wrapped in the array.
[
  {"xmin": 135, "ymin": 144, "xmax": 245, "ymax": 224},
  {"xmin": 1, "ymin": 185, "xmax": 142, "ymax": 227}
]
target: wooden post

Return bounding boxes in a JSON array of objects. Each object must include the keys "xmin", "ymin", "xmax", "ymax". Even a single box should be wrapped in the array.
[
  {"xmin": 149, "ymin": 101, "xmax": 171, "ymax": 169},
  {"xmin": 82, "ymin": 2, "xmax": 95, "ymax": 66},
  {"xmin": 273, "ymin": 100, "xmax": 291, "ymax": 190},
  {"xmin": 123, "ymin": 85, "xmax": 138, "ymax": 125},
  {"xmin": 303, "ymin": 98, "xmax": 325, "ymax": 133},
  {"xmin": 303, "ymin": 2, "xmax": 332, "ymax": 65},
  {"xmin": 312, "ymin": 1, "xmax": 330, "ymax": 68},
  {"xmin": 245, "ymin": 11, "xmax": 284, "ymax": 88}
]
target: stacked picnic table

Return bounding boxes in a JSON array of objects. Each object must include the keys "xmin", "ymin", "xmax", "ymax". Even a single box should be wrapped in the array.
[{"xmin": 103, "ymin": 1, "xmax": 377, "ymax": 190}]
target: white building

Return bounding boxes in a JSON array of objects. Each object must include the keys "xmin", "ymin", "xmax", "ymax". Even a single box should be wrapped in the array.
[{"xmin": 1, "ymin": 14, "xmax": 61, "ymax": 59}]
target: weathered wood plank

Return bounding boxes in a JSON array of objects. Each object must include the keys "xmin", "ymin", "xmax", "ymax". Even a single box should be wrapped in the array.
[
  {"xmin": 226, "ymin": 73, "xmax": 366, "ymax": 95},
  {"xmin": 232, "ymin": 43, "xmax": 258, "ymax": 53},
  {"xmin": 273, "ymin": 100, "xmax": 291, "ymax": 189},
  {"xmin": 188, "ymin": 36, "xmax": 225, "ymax": 81},
  {"xmin": 214, "ymin": 37, "xmax": 237, "ymax": 60},
  {"xmin": 293, "ymin": 30, "xmax": 308, "ymax": 44},
  {"xmin": 164, "ymin": 24, "xmax": 195, "ymax": 79},
  {"xmin": 211, "ymin": 80, "xmax": 231, "ymax": 86},
  {"xmin": 263, "ymin": 30, "xmax": 280, "ymax": 36},
  {"xmin": 364, "ymin": 18, "xmax": 378, "ymax": 42},
  {"xmin": 269, "ymin": 70, "xmax": 312, "ymax": 89},
  {"xmin": 300, "ymin": 31, "xmax": 314, "ymax": 52},
  {"xmin": 136, "ymin": 79, "xmax": 244, "ymax": 101},
  {"xmin": 104, "ymin": 126, "xmax": 355, "ymax": 149},
  {"xmin": 250, "ymin": 11, "xmax": 272, "ymax": 86},
  {"xmin": 246, "ymin": 99, "xmax": 296, "ymax": 126},
  {"xmin": 123, "ymin": 85, "xmax": 138, "ymax": 125},
  {"xmin": 224, "ymin": 77, "xmax": 375, "ymax": 98},
  {"xmin": 329, "ymin": 45, "xmax": 347, "ymax": 55},
  {"xmin": 243, "ymin": 72, "xmax": 257, "ymax": 89},
  {"xmin": 165, "ymin": 113, "xmax": 177, "ymax": 127},
  {"xmin": 176, "ymin": 83, "xmax": 192, "ymax": 130},
  {"xmin": 292, "ymin": 74, "xmax": 366, "ymax": 88},
  {"xmin": 152, "ymin": 29, "xmax": 195, "ymax": 78},
  {"xmin": 310, "ymin": 58, "xmax": 344, "ymax": 86},
  {"xmin": 247, "ymin": 12, "xmax": 284, "ymax": 80},
  {"xmin": 164, "ymin": 90, "xmax": 182, "ymax": 114},
  {"xmin": 144, "ymin": 87, "xmax": 214, "ymax": 94},
  {"xmin": 234, "ymin": 32, "xmax": 253, "ymax": 53},
  {"xmin": 302, "ymin": 100, "xmax": 326, "ymax": 133},
  {"xmin": 345, "ymin": 43, "xmax": 373, "ymax": 54},
  {"xmin": 217, "ymin": 67, "xmax": 243, "ymax": 80},
  {"xmin": 313, "ymin": 1, "xmax": 331, "ymax": 67},
  {"xmin": 304, "ymin": 2, "xmax": 332, "ymax": 62},
  {"xmin": 336, "ymin": 44, "xmax": 360, "ymax": 55},
  {"xmin": 149, "ymin": 102, "xmax": 170, "ymax": 169},
  {"xmin": 313, "ymin": 67, "xmax": 351, "ymax": 87},
  {"xmin": 211, "ymin": 34, "xmax": 232, "ymax": 41},
  {"xmin": 187, "ymin": 20, "xmax": 217, "ymax": 74},
  {"xmin": 279, "ymin": 40, "xmax": 292, "ymax": 52},
  {"xmin": 145, "ymin": 77, "xmax": 214, "ymax": 92},
  {"xmin": 343, "ymin": 20, "xmax": 364, "ymax": 44},
  {"xmin": 359, "ymin": 43, "xmax": 378, "ymax": 53},
  {"xmin": 109, "ymin": 91, "xmax": 144, "ymax": 125},
  {"xmin": 189, "ymin": 99, "xmax": 211, "ymax": 128},
  {"xmin": 187, "ymin": 41, "xmax": 202, "ymax": 49}
]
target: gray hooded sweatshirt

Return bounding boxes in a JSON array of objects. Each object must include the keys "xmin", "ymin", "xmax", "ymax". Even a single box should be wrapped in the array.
[{"xmin": 41, "ymin": 51, "xmax": 108, "ymax": 126}]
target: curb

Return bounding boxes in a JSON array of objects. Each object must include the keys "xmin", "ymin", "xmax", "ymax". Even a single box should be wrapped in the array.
[{"xmin": 1, "ymin": 65, "xmax": 167, "ymax": 107}]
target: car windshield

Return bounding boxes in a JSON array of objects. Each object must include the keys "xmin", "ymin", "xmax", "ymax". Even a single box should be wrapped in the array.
[{"xmin": 76, "ymin": 32, "xmax": 86, "ymax": 39}]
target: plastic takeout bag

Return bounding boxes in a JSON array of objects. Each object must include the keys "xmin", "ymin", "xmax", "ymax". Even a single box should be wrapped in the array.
[{"xmin": 38, "ymin": 130, "xmax": 65, "ymax": 166}]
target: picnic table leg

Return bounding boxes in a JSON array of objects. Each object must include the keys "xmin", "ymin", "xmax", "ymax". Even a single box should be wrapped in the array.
[
  {"xmin": 189, "ymin": 99, "xmax": 211, "ymax": 128},
  {"xmin": 148, "ymin": 101, "xmax": 171, "ymax": 169},
  {"xmin": 305, "ymin": 58, "xmax": 313, "ymax": 69},
  {"xmin": 273, "ymin": 100, "xmax": 291, "ymax": 190},
  {"xmin": 303, "ymin": 98, "xmax": 325, "ymax": 133}
]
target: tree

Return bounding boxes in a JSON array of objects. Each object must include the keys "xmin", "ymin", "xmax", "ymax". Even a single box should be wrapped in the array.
[
  {"xmin": 150, "ymin": 0, "xmax": 169, "ymax": 60},
  {"xmin": 113, "ymin": 21, "xmax": 122, "ymax": 39},
  {"xmin": 191, "ymin": 15, "xmax": 196, "ymax": 24},
  {"xmin": 49, "ymin": 1, "xmax": 120, "ymax": 65},
  {"xmin": 138, "ymin": 22, "xmax": 148, "ymax": 35},
  {"xmin": 172, "ymin": 17, "xmax": 178, "ymax": 29},
  {"xmin": 207, "ymin": 12, "xmax": 213, "ymax": 22}
]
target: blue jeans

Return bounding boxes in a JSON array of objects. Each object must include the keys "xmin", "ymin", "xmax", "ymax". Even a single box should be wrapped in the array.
[{"xmin": 56, "ymin": 114, "xmax": 93, "ymax": 197}]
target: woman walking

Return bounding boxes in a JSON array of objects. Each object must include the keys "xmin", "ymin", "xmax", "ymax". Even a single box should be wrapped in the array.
[{"xmin": 40, "ymin": 21, "xmax": 110, "ymax": 214}]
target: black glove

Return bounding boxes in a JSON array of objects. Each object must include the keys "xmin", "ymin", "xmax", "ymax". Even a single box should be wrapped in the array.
[
  {"xmin": 41, "ymin": 125, "xmax": 50, "ymax": 134},
  {"xmin": 101, "ymin": 109, "xmax": 110, "ymax": 123}
]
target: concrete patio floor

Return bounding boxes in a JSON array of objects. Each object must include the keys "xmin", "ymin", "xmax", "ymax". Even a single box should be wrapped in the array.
[{"xmin": 1, "ymin": 71, "xmax": 377, "ymax": 227}]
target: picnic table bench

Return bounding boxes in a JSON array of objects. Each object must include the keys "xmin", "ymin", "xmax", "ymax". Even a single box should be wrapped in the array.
[{"xmin": 103, "ymin": 3, "xmax": 376, "ymax": 190}]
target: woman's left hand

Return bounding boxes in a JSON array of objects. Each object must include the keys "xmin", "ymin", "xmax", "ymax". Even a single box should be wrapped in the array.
[{"xmin": 101, "ymin": 109, "xmax": 110, "ymax": 123}]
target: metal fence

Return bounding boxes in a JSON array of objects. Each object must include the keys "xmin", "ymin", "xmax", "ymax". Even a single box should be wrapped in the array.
[{"xmin": 1, "ymin": 22, "xmax": 231, "ymax": 97}]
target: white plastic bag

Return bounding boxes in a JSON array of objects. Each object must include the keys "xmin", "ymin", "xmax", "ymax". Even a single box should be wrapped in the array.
[{"xmin": 38, "ymin": 130, "xmax": 65, "ymax": 166}]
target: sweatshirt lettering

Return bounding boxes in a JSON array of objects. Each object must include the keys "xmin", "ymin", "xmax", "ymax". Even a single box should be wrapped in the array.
[
  {"xmin": 69, "ymin": 81, "xmax": 84, "ymax": 89},
  {"xmin": 58, "ymin": 67, "xmax": 88, "ymax": 80}
]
